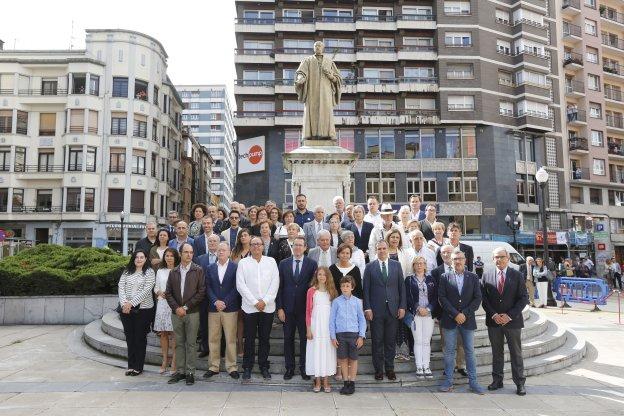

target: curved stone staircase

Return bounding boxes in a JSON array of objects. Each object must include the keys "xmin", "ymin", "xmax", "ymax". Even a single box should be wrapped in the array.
[{"xmin": 83, "ymin": 307, "xmax": 585, "ymax": 385}]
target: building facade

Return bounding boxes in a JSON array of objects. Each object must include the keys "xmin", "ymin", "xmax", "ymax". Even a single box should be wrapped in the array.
[
  {"xmin": 233, "ymin": 0, "xmax": 565, "ymax": 237},
  {"xmin": 177, "ymin": 85, "xmax": 236, "ymax": 207},
  {"xmin": 181, "ymin": 127, "xmax": 214, "ymax": 223},
  {"xmin": 0, "ymin": 29, "xmax": 185, "ymax": 250}
]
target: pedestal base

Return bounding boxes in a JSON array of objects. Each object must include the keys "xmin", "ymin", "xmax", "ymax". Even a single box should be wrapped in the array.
[{"xmin": 283, "ymin": 144, "xmax": 358, "ymax": 211}]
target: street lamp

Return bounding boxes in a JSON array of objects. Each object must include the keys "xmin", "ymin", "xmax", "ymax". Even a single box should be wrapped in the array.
[
  {"xmin": 535, "ymin": 167, "xmax": 556, "ymax": 306},
  {"xmin": 505, "ymin": 210, "xmax": 521, "ymax": 249},
  {"xmin": 120, "ymin": 210, "xmax": 128, "ymax": 256}
]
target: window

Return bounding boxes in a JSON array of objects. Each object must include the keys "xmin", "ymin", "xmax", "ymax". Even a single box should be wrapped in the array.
[
  {"xmin": 133, "ymin": 115, "xmax": 147, "ymax": 138},
  {"xmin": 570, "ymin": 187, "xmax": 583, "ymax": 204},
  {"xmin": 38, "ymin": 151, "xmax": 54, "ymax": 172},
  {"xmin": 585, "ymin": 0, "xmax": 596, "ymax": 7},
  {"xmin": 243, "ymin": 10, "xmax": 275, "ymax": 20},
  {"xmin": 88, "ymin": 110, "xmax": 98, "ymax": 134},
  {"xmin": 69, "ymin": 109, "xmax": 84, "ymax": 133},
  {"xmin": 112, "ymin": 77, "xmax": 128, "ymax": 98},
  {"xmin": 593, "ymin": 158, "xmax": 606, "ymax": 175},
  {"xmin": 498, "ymin": 71, "xmax": 513, "ymax": 86},
  {"xmin": 16, "ymin": 111, "xmax": 27, "ymax": 135},
  {"xmin": 108, "ymin": 189, "xmax": 124, "ymax": 212},
  {"xmin": 448, "ymin": 178, "xmax": 462, "ymax": 201},
  {"xmin": 446, "ymin": 128, "xmax": 461, "ymax": 158},
  {"xmin": 464, "ymin": 175, "xmax": 478, "ymax": 201},
  {"xmin": 110, "ymin": 149, "xmax": 126, "ymax": 173},
  {"xmin": 515, "ymin": 39, "xmax": 545, "ymax": 56},
  {"xmin": 365, "ymin": 173, "xmax": 396, "ymax": 202},
  {"xmin": 587, "ymin": 74, "xmax": 600, "ymax": 91},
  {"xmin": 86, "ymin": 147, "xmax": 96, "ymax": 172},
  {"xmin": 362, "ymin": 68, "xmax": 395, "ymax": 83},
  {"xmin": 14, "ymin": 147, "xmax": 25, "ymax": 172},
  {"xmin": 111, "ymin": 114, "xmax": 127, "ymax": 135},
  {"xmin": 448, "ymin": 95, "xmax": 474, "ymax": 111},
  {"xmin": 134, "ymin": 79, "xmax": 148, "ymax": 101},
  {"xmin": 321, "ymin": 8, "xmax": 353, "ymax": 21},
  {"xmin": 66, "ymin": 188, "xmax": 81, "ymax": 212},
  {"xmin": 404, "ymin": 98, "xmax": 436, "ymax": 110},
  {"xmin": 495, "ymin": 9, "xmax": 510, "ymax": 24},
  {"xmin": 283, "ymin": 39, "xmax": 314, "ymax": 52},
  {"xmin": 89, "ymin": 75, "xmax": 100, "ymax": 96},
  {"xmin": 500, "ymin": 101, "xmax": 514, "ymax": 117},
  {"xmin": 364, "ymin": 99, "xmax": 396, "ymax": 112},
  {"xmin": 41, "ymin": 79, "xmax": 58, "ymax": 95},
  {"xmin": 444, "ymin": 1, "xmax": 470, "ymax": 15},
  {"xmin": 12, "ymin": 188, "xmax": 23, "ymax": 211},
  {"xmin": 243, "ymin": 40, "xmax": 274, "ymax": 51},
  {"xmin": 405, "ymin": 129, "xmax": 435, "ymax": 159},
  {"xmin": 284, "ymin": 129, "xmax": 301, "ymax": 152},
  {"xmin": 361, "ymin": 7, "xmax": 393, "ymax": 21},
  {"xmin": 243, "ymin": 70, "xmax": 275, "ymax": 85},
  {"xmin": 589, "ymin": 102, "xmax": 602, "ymax": 119},
  {"xmin": 153, "ymin": 86, "xmax": 159, "ymax": 105},
  {"xmin": 608, "ymin": 190, "xmax": 624, "ymax": 206},
  {"xmin": 0, "ymin": 188, "xmax": 7, "ymax": 212},
  {"xmin": 585, "ymin": 19, "xmax": 597, "ymax": 36},
  {"xmin": 36, "ymin": 189, "xmax": 53, "ymax": 212},
  {"xmin": 445, "ymin": 32, "xmax": 471, "ymax": 47},
  {"xmin": 515, "ymin": 70, "xmax": 548, "ymax": 87},
  {"xmin": 517, "ymin": 100, "xmax": 549, "ymax": 118},
  {"xmin": 283, "ymin": 9, "xmax": 314, "ymax": 22},
  {"xmin": 422, "ymin": 179, "xmax": 437, "ymax": 201},
  {"xmin": 68, "ymin": 147, "xmax": 82, "ymax": 171},
  {"xmin": 337, "ymin": 129, "xmax": 354, "ymax": 151},
  {"xmin": 446, "ymin": 63, "xmax": 474, "ymax": 79},
  {"xmin": 242, "ymin": 101, "xmax": 275, "ymax": 113},
  {"xmin": 0, "ymin": 147, "xmax": 9, "ymax": 171},
  {"xmin": 586, "ymin": 47, "xmax": 598, "ymax": 64},
  {"xmin": 132, "ymin": 150, "xmax": 146, "ymax": 175},
  {"xmin": 39, "ymin": 113, "xmax": 56, "ymax": 136},
  {"xmin": 496, "ymin": 39, "xmax": 511, "ymax": 55},
  {"xmin": 526, "ymin": 136, "xmax": 536, "ymax": 162},
  {"xmin": 406, "ymin": 175, "xmax": 421, "ymax": 196},
  {"xmin": 512, "ymin": 8, "xmax": 543, "ymax": 26},
  {"xmin": 462, "ymin": 128, "xmax": 476, "ymax": 157},
  {"xmin": 591, "ymin": 130, "xmax": 604, "ymax": 147},
  {"xmin": 589, "ymin": 188, "xmax": 602, "ymax": 205},
  {"xmin": 362, "ymin": 38, "xmax": 395, "ymax": 48},
  {"xmin": 365, "ymin": 129, "xmax": 395, "ymax": 159},
  {"xmin": 0, "ymin": 110, "xmax": 12, "ymax": 133},
  {"xmin": 72, "ymin": 74, "xmax": 86, "ymax": 94}
]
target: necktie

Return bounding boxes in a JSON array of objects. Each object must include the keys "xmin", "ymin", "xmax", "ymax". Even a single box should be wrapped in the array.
[
  {"xmin": 322, "ymin": 250, "xmax": 328, "ymax": 266},
  {"xmin": 497, "ymin": 270, "xmax": 505, "ymax": 294},
  {"xmin": 316, "ymin": 222, "xmax": 321, "ymax": 233},
  {"xmin": 294, "ymin": 259, "xmax": 301, "ymax": 282},
  {"xmin": 381, "ymin": 261, "xmax": 388, "ymax": 283}
]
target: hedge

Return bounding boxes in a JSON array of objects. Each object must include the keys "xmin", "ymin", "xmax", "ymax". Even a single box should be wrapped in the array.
[{"xmin": 0, "ymin": 244, "xmax": 128, "ymax": 296}]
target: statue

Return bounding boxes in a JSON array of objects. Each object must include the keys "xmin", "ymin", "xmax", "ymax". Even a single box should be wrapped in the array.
[{"xmin": 295, "ymin": 41, "xmax": 343, "ymax": 141}]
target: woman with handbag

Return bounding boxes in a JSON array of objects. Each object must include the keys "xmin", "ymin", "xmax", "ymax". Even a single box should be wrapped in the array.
[
  {"xmin": 534, "ymin": 257, "xmax": 549, "ymax": 308},
  {"xmin": 117, "ymin": 250, "xmax": 156, "ymax": 376},
  {"xmin": 404, "ymin": 255, "xmax": 439, "ymax": 379}
]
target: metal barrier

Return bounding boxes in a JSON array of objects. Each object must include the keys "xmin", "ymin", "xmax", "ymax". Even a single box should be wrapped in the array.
[{"xmin": 554, "ymin": 277, "xmax": 610, "ymax": 305}]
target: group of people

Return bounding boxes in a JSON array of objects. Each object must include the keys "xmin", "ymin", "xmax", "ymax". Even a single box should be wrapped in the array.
[{"xmin": 117, "ymin": 193, "xmax": 529, "ymax": 395}]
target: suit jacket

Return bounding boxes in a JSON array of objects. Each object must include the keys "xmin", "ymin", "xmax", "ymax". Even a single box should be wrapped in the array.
[
  {"xmin": 430, "ymin": 263, "xmax": 449, "ymax": 287},
  {"xmin": 302, "ymin": 220, "xmax": 329, "ymax": 249},
  {"xmin": 192, "ymin": 232, "xmax": 225, "ymax": 260},
  {"xmin": 168, "ymin": 236, "xmax": 194, "ymax": 250},
  {"xmin": 363, "ymin": 259, "xmax": 406, "ymax": 316},
  {"xmin": 221, "ymin": 227, "xmax": 241, "ymax": 249},
  {"xmin": 307, "ymin": 246, "xmax": 337, "ymax": 266},
  {"xmin": 419, "ymin": 219, "xmax": 435, "ymax": 241},
  {"xmin": 135, "ymin": 237, "xmax": 156, "ymax": 255},
  {"xmin": 347, "ymin": 221, "xmax": 374, "ymax": 254},
  {"xmin": 276, "ymin": 256, "xmax": 318, "ymax": 315},
  {"xmin": 277, "ymin": 239, "xmax": 295, "ymax": 264},
  {"xmin": 405, "ymin": 274, "xmax": 440, "ymax": 319},
  {"xmin": 205, "ymin": 261, "xmax": 240, "ymax": 312},
  {"xmin": 197, "ymin": 251, "xmax": 218, "ymax": 273},
  {"xmin": 261, "ymin": 238, "xmax": 281, "ymax": 261},
  {"xmin": 436, "ymin": 242, "xmax": 475, "ymax": 272},
  {"xmin": 438, "ymin": 270, "xmax": 482, "ymax": 330},
  {"xmin": 165, "ymin": 263, "xmax": 205, "ymax": 313},
  {"xmin": 481, "ymin": 267, "xmax": 528, "ymax": 329}
]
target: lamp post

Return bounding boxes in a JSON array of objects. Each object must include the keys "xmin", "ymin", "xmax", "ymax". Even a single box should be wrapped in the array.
[
  {"xmin": 505, "ymin": 210, "xmax": 521, "ymax": 249},
  {"xmin": 536, "ymin": 167, "xmax": 556, "ymax": 306},
  {"xmin": 120, "ymin": 210, "xmax": 127, "ymax": 256}
]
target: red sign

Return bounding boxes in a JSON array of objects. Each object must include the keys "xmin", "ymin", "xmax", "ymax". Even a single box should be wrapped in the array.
[
  {"xmin": 248, "ymin": 145, "xmax": 263, "ymax": 165},
  {"xmin": 535, "ymin": 231, "xmax": 557, "ymax": 245},
  {"xmin": 597, "ymin": 243, "xmax": 606, "ymax": 250}
]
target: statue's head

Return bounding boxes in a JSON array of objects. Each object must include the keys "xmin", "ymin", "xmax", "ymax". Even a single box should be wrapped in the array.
[{"xmin": 313, "ymin": 41, "xmax": 324, "ymax": 55}]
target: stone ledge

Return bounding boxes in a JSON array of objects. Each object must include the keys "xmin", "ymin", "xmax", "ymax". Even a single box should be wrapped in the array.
[{"xmin": 0, "ymin": 295, "xmax": 117, "ymax": 325}]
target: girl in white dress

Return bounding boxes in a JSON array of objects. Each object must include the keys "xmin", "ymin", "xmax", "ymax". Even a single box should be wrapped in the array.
[
  {"xmin": 305, "ymin": 266, "xmax": 338, "ymax": 392},
  {"xmin": 153, "ymin": 247, "xmax": 180, "ymax": 374}
]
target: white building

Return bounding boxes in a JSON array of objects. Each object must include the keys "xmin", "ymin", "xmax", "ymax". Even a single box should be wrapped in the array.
[
  {"xmin": 0, "ymin": 29, "xmax": 185, "ymax": 249},
  {"xmin": 176, "ymin": 85, "xmax": 236, "ymax": 207}
]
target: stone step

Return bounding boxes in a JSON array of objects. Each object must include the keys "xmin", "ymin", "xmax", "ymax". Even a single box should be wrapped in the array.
[{"xmin": 83, "ymin": 312, "xmax": 567, "ymax": 375}]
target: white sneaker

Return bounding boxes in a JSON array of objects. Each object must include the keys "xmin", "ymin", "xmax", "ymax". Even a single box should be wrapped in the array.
[
  {"xmin": 424, "ymin": 368, "xmax": 433, "ymax": 379},
  {"xmin": 416, "ymin": 367, "xmax": 425, "ymax": 378}
]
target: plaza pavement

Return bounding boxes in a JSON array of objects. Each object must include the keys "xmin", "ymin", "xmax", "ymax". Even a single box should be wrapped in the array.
[{"xmin": 1, "ymin": 299, "xmax": 624, "ymax": 415}]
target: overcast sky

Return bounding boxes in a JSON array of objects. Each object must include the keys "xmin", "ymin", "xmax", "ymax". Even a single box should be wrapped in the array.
[{"xmin": 2, "ymin": 0, "xmax": 236, "ymax": 102}]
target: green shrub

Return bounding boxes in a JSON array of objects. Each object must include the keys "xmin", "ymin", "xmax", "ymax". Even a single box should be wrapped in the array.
[{"xmin": 0, "ymin": 244, "xmax": 128, "ymax": 296}]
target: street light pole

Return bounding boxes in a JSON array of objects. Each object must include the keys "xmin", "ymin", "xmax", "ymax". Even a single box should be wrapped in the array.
[
  {"xmin": 505, "ymin": 211, "xmax": 521, "ymax": 250},
  {"xmin": 536, "ymin": 167, "xmax": 556, "ymax": 306},
  {"xmin": 120, "ymin": 211, "xmax": 127, "ymax": 256}
]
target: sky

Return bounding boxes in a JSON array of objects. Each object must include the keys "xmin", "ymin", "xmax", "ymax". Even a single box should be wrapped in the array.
[{"xmin": 1, "ymin": 0, "xmax": 237, "ymax": 103}]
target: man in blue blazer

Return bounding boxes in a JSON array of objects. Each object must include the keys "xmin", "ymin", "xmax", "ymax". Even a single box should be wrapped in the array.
[
  {"xmin": 363, "ymin": 240, "xmax": 406, "ymax": 381},
  {"xmin": 196, "ymin": 233, "xmax": 221, "ymax": 357},
  {"xmin": 438, "ymin": 249, "xmax": 485, "ymax": 394},
  {"xmin": 193, "ymin": 216, "xmax": 225, "ymax": 260},
  {"xmin": 277, "ymin": 236, "xmax": 317, "ymax": 380},
  {"xmin": 203, "ymin": 242, "xmax": 241, "ymax": 380}
]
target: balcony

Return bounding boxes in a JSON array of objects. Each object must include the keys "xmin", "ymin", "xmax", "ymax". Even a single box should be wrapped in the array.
[
  {"xmin": 609, "ymin": 142, "xmax": 624, "ymax": 158},
  {"xmin": 603, "ymin": 62, "xmax": 624, "ymax": 79},
  {"xmin": 398, "ymin": 77, "xmax": 439, "ymax": 92},
  {"xmin": 396, "ymin": 14, "xmax": 436, "ymax": 30},
  {"xmin": 315, "ymin": 15, "xmax": 356, "ymax": 31},
  {"xmin": 566, "ymin": 109, "xmax": 587, "ymax": 124},
  {"xmin": 563, "ymin": 22, "xmax": 582, "ymax": 41},
  {"xmin": 14, "ymin": 164, "xmax": 64, "ymax": 173},
  {"xmin": 16, "ymin": 89, "xmax": 68, "ymax": 96},
  {"xmin": 601, "ymin": 8, "xmax": 624, "ymax": 27},
  {"xmin": 11, "ymin": 206, "xmax": 62, "ymax": 214},
  {"xmin": 516, "ymin": 110, "xmax": 553, "ymax": 131},
  {"xmin": 275, "ymin": 16, "xmax": 315, "ymax": 32},
  {"xmin": 233, "ymin": 111, "xmax": 275, "ymax": 127},
  {"xmin": 356, "ymin": 46, "xmax": 397, "ymax": 61},
  {"xmin": 561, "ymin": 0, "xmax": 581, "ymax": 14},
  {"xmin": 565, "ymin": 80, "xmax": 585, "ymax": 96},
  {"xmin": 275, "ymin": 47, "xmax": 314, "ymax": 63},
  {"xmin": 359, "ymin": 109, "xmax": 440, "ymax": 125},
  {"xmin": 234, "ymin": 48, "xmax": 274, "ymax": 64},
  {"xmin": 605, "ymin": 88, "xmax": 624, "ymax": 104},
  {"xmin": 607, "ymin": 114, "xmax": 624, "ymax": 131},
  {"xmin": 569, "ymin": 137, "xmax": 589, "ymax": 152},
  {"xmin": 356, "ymin": 78, "xmax": 399, "ymax": 93},
  {"xmin": 610, "ymin": 169, "xmax": 624, "ymax": 184},
  {"xmin": 563, "ymin": 51, "xmax": 583, "ymax": 67},
  {"xmin": 570, "ymin": 167, "xmax": 590, "ymax": 180},
  {"xmin": 397, "ymin": 45, "xmax": 437, "ymax": 61},
  {"xmin": 602, "ymin": 34, "xmax": 624, "ymax": 51},
  {"xmin": 324, "ymin": 47, "xmax": 357, "ymax": 63},
  {"xmin": 512, "ymin": 49, "xmax": 551, "ymax": 68},
  {"xmin": 234, "ymin": 79, "xmax": 275, "ymax": 95},
  {"xmin": 355, "ymin": 14, "xmax": 396, "ymax": 31},
  {"xmin": 234, "ymin": 18, "xmax": 275, "ymax": 33}
]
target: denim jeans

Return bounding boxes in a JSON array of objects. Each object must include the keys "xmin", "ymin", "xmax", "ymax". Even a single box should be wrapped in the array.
[{"xmin": 441, "ymin": 326, "xmax": 479, "ymax": 389}]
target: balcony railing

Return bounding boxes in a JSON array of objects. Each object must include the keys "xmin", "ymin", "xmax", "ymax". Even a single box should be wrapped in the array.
[
  {"xmin": 275, "ymin": 47, "xmax": 314, "ymax": 54},
  {"xmin": 605, "ymin": 88, "xmax": 624, "ymax": 102},
  {"xmin": 357, "ymin": 46, "xmax": 397, "ymax": 52},
  {"xmin": 607, "ymin": 114, "xmax": 624, "ymax": 129},
  {"xmin": 355, "ymin": 14, "xmax": 396, "ymax": 22},
  {"xmin": 235, "ymin": 79, "xmax": 276, "ymax": 87},
  {"xmin": 16, "ymin": 165, "xmax": 64, "ymax": 173},
  {"xmin": 518, "ymin": 109, "xmax": 551, "ymax": 119},
  {"xmin": 69, "ymin": 126, "xmax": 84, "ymax": 133},
  {"xmin": 316, "ymin": 16, "xmax": 355, "ymax": 23},
  {"xmin": 563, "ymin": 22, "xmax": 582, "ymax": 37},
  {"xmin": 17, "ymin": 89, "xmax": 68, "ymax": 96},
  {"xmin": 11, "ymin": 206, "xmax": 62, "ymax": 213},
  {"xmin": 398, "ymin": 45, "xmax": 436, "ymax": 52},
  {"xmin": 235, "ymin": 18, "xmax": 275, "ymax": 25},
  {"xmin": 398, "ymin": 76, "xmax": 438, "ymax": 83},
  {"xmin": 16, "ymin": 126, "xmax": 27, "ymax": 135},
  {"xmin": 604, "ymin": 62, "xmax": 624, "ymax": 76},
  {"xmin": 234, "ymin": 48, "xmax": 274, "ymax": 55},
  {"xmin": 601, "ymin": 9, "xmax": 624, "ymax": 25},
  {"xmin": 38, "ymin": 129, "xmax": 56, "ymax": 136},
  {"xmin": 396, "ymin": 14, "xmax": 436, "ymax": 21},
  {"xmin": 234, "ymin": 111, "xmax": 276, "ymax": 118},
  {"xmin": 562, "ymin": 0, "xmax": 581, "ymax": 10},
  {"xmin": 570, "ymin": 168, "xmax": 590, "ymax": 180},
  {"xmin": 569, "ymin": 137, "xmax": 589, "ymax": 151},
  {"xmin": 608, "ymin": 142, "xmax": 624, "ymax": 156},
  {"xmin": 275, "ymin": 17, "xmax": 315, "ymax": 24},
  {"xmin": 602, "ymin": 35, "xmax": 624, "ymax": 51},
  {"xmin": 566, "ymin": 109, "xmax": 587, "ymax": 122},
  {"xmin": 563, "ymin": 51, "xmax": 583, "ymax": 66},
  {"xmin": 565, "ymin": 80, "xmax": 585, "ymax": 94},
  {"xmin": 324, "ymin": 47, "xmax": 357, "ymax": 54}
]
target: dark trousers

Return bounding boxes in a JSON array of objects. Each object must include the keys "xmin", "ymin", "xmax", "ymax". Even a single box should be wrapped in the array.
[
  {"xmin": 615, "ymin": 273, "xmax": 623, "ymax": 290},
  {"xmin": 199, "ymin": 299, "xmax": 209, "ymax": 352},
  {"xmin": 283, "ymin": 311, "xmax": 306, "ymax": 373},
  {"xmin": 119, "ymin": 308, "xmax": 152, "ymax": 372},
  {"xmin": 243, "ymin": 311, "xmax": 274, "ymax": 371},
  {"xmin": 370, "ymin": 307, "xmax": 399, "ymax": 373},
  {"xmin": 488, "ymin": 326, "xmax": 525, "ymax": 386}
]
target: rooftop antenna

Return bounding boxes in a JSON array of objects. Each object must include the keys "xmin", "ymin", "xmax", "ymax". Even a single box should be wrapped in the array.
[{"xmin": 70, "ymin": 20, "xmax": 75, "ymax": 50}]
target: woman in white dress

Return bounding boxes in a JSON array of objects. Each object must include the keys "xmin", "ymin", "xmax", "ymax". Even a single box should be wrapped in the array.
[
  {"xmin": 305, "ymin": 266, "xmax": 338, "ymax": 392},
  {"xmin": 153, "ymin": 247, "xmax": 180, "ymax": 374}
]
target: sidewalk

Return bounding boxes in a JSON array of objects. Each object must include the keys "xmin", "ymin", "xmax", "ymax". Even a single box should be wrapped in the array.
[{"xmin": 0, "ymin": 307, "xmax": 623, "ymax": 415}]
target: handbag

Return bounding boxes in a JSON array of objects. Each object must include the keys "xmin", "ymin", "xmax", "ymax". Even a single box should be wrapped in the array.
[
  {"xmin": 116, "ymin": 303, "xmax": 140, "ymax": 314},
  {"xmin": 403, "ymin": 277, "xmax": 416, "ymax": 327}
]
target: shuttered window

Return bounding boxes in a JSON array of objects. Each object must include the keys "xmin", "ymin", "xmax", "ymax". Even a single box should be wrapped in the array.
[
  {"xmin": 70, "ymin": 109, "xmax": 84, "ymax": 133},
  {"xmin": 39, "ymin": 113, "xmax": 56, "ymax": 136}
]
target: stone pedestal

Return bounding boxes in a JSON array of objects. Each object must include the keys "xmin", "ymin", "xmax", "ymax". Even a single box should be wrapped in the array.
[{"xmin": 283, "ymin": 139, "xmax": 358, "ymax": 211}]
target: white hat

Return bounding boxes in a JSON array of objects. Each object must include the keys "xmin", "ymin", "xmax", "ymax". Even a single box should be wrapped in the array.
[{"xmin": 380, "ymin": 203, "xmax": 396, "ymax": 215}]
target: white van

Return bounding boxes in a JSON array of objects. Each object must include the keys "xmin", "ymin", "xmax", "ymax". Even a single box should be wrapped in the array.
[{"xmin": 467, "ymin": 241, "xmax": 525, "ymax": 271}]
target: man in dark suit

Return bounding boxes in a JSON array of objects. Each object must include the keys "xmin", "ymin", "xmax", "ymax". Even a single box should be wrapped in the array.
[
  {"xmin": 419, "ymin": 204, "xmax": 438, "ymax": 241},
  {"xmin": 363, "ymin": 240, "xmax": 406, "ymax": 381},
  {"xmin": 438, "ymin": 249, "xmax": 485, "ymax": 394},
  {"xmin": 481, "ymin": 247, "xmax": 529, "ymax": 396},
  {"xmin": 193, "ymin": 216, "xmax": 225, "ymax": 260},
  {"xmin": 436, "ymin": 222, "xmax": 474, "ymax": 272},
  {"xmin": 348, "ymin": 205, "xmax": 374, "ymax": 259},
  {"xmin": 203, "ymin": 242, "xmax": 241, "ymax": 380},
  {"xmin": 277, "ymin": 236, "xmax": 317, "ymax": 380},
  {"xmin": 135, "ymin": 222, "xmax": 158, "ymax": 254},
  {"xmin": 165, "ymin": 211, "xmax": 180, "ymax": 241},
  {"xmin": 196, "ymin": 233, "xmax": 221, "ymax": 357},
  {"xmin": 165, "ymin": 242, "xmax": 205, "ymax": 386}
]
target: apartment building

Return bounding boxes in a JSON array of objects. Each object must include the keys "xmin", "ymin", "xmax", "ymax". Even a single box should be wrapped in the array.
[
  {"xmin": 562, "ymin": 0, "xmax": 624, "ymax": 259},
  {"xmin": 180, "ymin": 127, "xmax": 214, "ymax": 223},
  {"xmin": 177, "ymin": 85, "xmax": 236, "ymax": 207},
  {"xmin": 233, "ymin": 0, "xmax": 565, "ymax": 236},
  {"xmin": 0, "ymin": 29, "xmax": 187, "ymax": 249}
]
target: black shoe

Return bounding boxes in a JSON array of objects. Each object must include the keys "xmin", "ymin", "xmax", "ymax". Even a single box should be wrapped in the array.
[
  {"xmin": 261, "ymin": 368, "xmax": 271, "ymax": 380},
  {"xmin": 283, "ymin": 369, "xmax": 294, "ymax": 380},
  {"xmin": 339, "ymin": 381, "xmax": 349, "ymax": 395},
  {"xmin": 186, "ymin": 373, "xmax": 195, "ymax": 385},
  {"xmin": 386, "ymin": 370, "xmax": 397, "ymax": 381},
  {"xmin": 346, "ymin": 381, "xmax": 355, "ymax": 395},
  {"xmin": 457, "ymin": 368, "xmax": 468, "ymax": 377},
  {"xmin": 242, "ymin": 369, "xmax": 251, "ymax": 380},
  {"xmin": 488, "ymin": 381, "xmax": 504, "ymax": 391},
  {"xmin": 203, "ymin": 370, "xmax": 218, "ymax": 379},
  {"xmin": 374, "ymin": 372, "xmax": 384, "ymax": 381},
  {"xmin": 198, "ymin": 351, "xmax": 209, "ymax": 358},
  {"xmin": 516, "ymin": 385, "xmax": 527, "ymax": 396},
  {"xmin": 229, "ymin": 371, "xmax": 240, "ymax": 379},
  {"xmin": 168, "ymin": 372, "xmax": 186, "ymax": 384},
  {"xmin": 301, "ymin": 371, "xmax": 311, "ymax": 381},
  {"xmin": 125, "ymin": 370, "xmax": 134, "ymax": 376}
]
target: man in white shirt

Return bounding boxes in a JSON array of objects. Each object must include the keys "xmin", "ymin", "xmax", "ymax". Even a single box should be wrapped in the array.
[
  {"xmin": 303, "ymin": 205, "xmax": 328, "ymax": 249},
  {"xmin": 408, "ymin": 230, "xmax": 437, "ymax": 272},
  {"xmin": 368, "ymin": 204, "xmax": 408, "ymax": 261},
  {"xmin": 364, "ymin": 196, "xmax": 383, "ymax": 227},
  {"xmin": 236, "ymin": 236, "xmax": 280, "ymax": 381}
]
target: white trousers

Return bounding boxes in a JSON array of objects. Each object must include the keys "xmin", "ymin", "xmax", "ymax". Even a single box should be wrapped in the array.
[
  {"xmin": 410, "ymin": 315, "xmax": 435, "ymax": 369},
  {"xmin": 536, "ymin": 281, "xmax": 549, "ymax": 307}
]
